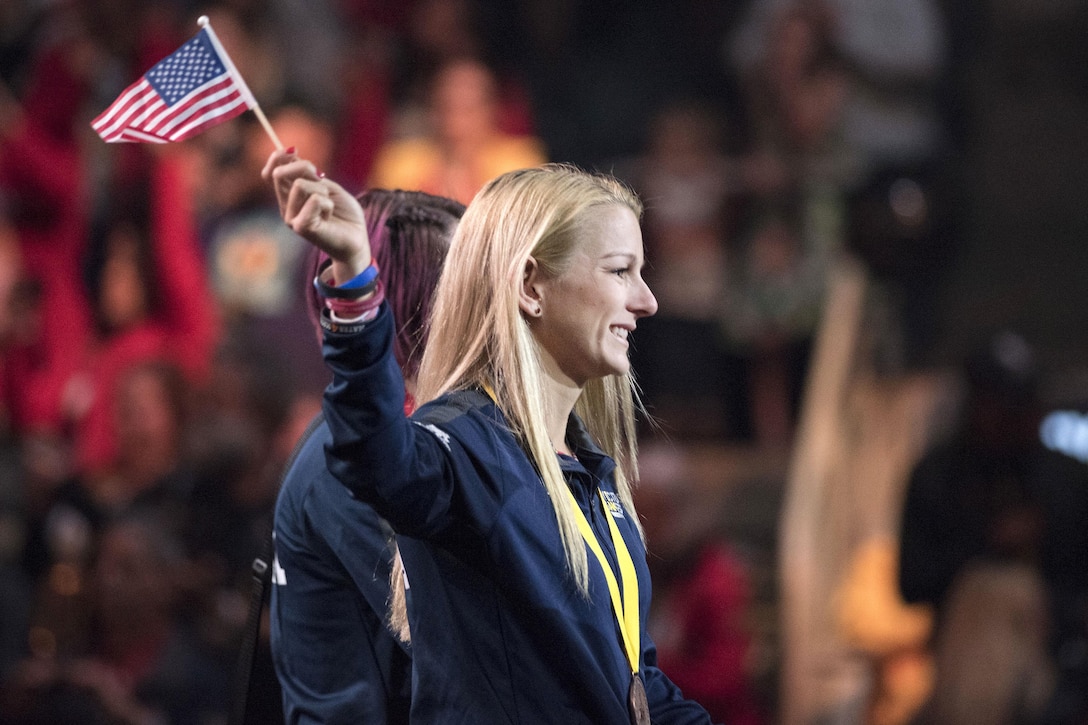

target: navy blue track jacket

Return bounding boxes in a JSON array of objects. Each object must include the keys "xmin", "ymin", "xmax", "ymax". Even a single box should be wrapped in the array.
[
  {"xmin": 271, "ymin": 418, "xmax": 412, "ymax": 724},
  {"xmin": 320, "ymin": 303, "xmax": 715, "ymax": 724}
]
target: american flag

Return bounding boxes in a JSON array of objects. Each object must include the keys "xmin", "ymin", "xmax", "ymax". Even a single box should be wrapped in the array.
[{"xmin": 92, "ymin": 25, "xmax": 255, "ymax": 143}]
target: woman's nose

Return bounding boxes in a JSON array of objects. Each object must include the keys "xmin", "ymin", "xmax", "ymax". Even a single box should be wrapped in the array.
[{"xmin": 632, "ymin": 277, "xmax": 658, "ymax": 318}]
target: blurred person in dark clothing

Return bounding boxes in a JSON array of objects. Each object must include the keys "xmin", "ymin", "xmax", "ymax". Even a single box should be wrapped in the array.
[
  {"xmin": 617, "ymin": 99, "xmax": 741, "ymax": 440},
  {"xmin": 1, "ymin": 658, "xmax": 160, "ymax": 725},
  {"xmin": 899, "ymin": 331, "xmax": 1088, "ymax": 607},
  {"xmin": 179, "ymin": 334, "xmax": 305, "ymax": 725},
  {"xmin": 898, "ymin": 330, "xmax": 1088, "ymax": 724},
  {"xmin": 15, "ymin": 359, "xmax": 199, "ymax": 690},
  {"xmin": 7, "ymin": 512, "xmax": 230, "ymax": 725}
]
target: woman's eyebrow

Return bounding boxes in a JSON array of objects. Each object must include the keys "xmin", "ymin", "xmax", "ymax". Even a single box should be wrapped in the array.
[{"xmin": 600, "ymin": 251, "xmax": 637, "ymax": 262}]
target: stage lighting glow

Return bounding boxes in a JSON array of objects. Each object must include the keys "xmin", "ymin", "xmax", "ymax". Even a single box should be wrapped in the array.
[{"xmin": 1040, "ymin": 410, "xmax": 1088, "ymax": 463}]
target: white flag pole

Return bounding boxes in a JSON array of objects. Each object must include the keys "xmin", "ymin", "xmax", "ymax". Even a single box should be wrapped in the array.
[{"xmin": 198, "ymin": 15, "xmax": 284, "ymax": 150}]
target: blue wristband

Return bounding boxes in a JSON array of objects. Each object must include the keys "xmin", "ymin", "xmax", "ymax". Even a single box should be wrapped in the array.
[{"xmin": 338, "ymin": 263, "xmax": 380, "ymax": 289}]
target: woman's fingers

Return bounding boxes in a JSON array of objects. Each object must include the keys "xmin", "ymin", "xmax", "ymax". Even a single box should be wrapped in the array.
[
  {"xmin": 261, "ymin": 150, "xmax": 371, "ymax": 273},
  {"xmin": 284, "ymin": 178, "xmax": 329, "ymax": 228},
  {"xmin": 276, "ymin": 162, "xmax": 321, "ymax": 210},
  {"xmin": 263, "ymin": 151, "xmax": 320, "ymax": 212},
  {"xmin": 289, "ymin": 187, "xmax": 336, "ymax": 239},
  {"xmin": 259, "ymin": 149, "xmax": 286, "ymax": 183}
]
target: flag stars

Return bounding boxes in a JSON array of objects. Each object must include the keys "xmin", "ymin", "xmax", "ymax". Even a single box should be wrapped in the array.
[{"xmin": 146, "ymin": 33, "xmax": 228, "ymax": 105}]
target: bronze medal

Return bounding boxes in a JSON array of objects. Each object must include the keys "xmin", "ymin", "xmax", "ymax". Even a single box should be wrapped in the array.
[{"xmin": 628, "ymin": 673, "xmax": 650, "ymax": 725}]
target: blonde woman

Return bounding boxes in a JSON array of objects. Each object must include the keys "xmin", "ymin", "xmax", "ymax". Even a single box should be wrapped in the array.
[{"xmin": 263, "ymin": 149, "xmax": 717, "ymax": 724}]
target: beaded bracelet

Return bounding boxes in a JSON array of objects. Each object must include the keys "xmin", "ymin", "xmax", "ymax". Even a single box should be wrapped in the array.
[{"xmin": 313, "ymin": 259, "xmax": 380, "ymax": 299}]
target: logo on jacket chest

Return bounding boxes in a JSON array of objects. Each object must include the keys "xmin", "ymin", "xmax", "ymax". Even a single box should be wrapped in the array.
[{"xmin": 601, "ymin": 490, "xmax": 625, "ymax": 519}]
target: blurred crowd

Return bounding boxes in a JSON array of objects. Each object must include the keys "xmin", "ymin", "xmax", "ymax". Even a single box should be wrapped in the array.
[{"xmin": 0, "ymin": 0, "xmax": 1043, "ymax": 723}]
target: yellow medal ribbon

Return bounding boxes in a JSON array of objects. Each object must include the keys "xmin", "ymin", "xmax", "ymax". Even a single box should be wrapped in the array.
[
  {"xmin": 564, "ymin": 485, "xmax": 641, "ymax": 675},
  {"xmin": 477, "ymin": 382, "xmax": 640, "ymax": 673}
]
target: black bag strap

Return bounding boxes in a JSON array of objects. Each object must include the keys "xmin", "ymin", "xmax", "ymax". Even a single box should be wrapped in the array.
[{"xmin": 228, "ymin": 411, "xmax": 326, "ymax": 725}]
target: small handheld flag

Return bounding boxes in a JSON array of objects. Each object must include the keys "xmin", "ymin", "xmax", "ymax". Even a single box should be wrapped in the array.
[{"xmin": 91, "ymin": 16, "xmax": 282, "ymax": 148}]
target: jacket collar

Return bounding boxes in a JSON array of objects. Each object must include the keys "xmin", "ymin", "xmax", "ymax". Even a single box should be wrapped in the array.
[{"xmin": 561, "ymin": 414, "xmax": 616, "ymax": 484}]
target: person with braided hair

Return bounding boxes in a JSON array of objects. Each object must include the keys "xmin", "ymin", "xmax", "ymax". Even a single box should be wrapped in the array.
[{"xmin": 269, "ymin": 185, "xmax": 464, "ymax": 725}]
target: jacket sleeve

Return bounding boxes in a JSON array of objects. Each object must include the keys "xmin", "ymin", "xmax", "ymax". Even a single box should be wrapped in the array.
[{"xmin": 320, "ymin": 305, "xmax": 483, "ymax": 539}]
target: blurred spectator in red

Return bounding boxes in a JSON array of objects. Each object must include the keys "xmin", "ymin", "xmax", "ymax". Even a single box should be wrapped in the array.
[
  {"xmin": 328, "ymin": 14, "xmax": 399, "ymax": 192},
  {"xmin": 0, "ymin": 45, "xmax": 95, "ymax": 448},
  {"xmin": 369, "ymin": 57, "xmax": 546, "ymax": 205},
  {"xmin": 0, "ymin": 213, "xmax": 32, "ymax": 676},
  {"xmin": 70, "ymin": 148, "xmax": 219, "ymax": 490},
  {"xmin": 0, "ymin": 1, "xmax": 207, "ymax": 478},
  {"xmin": 637, "ymin": 443, "xmax": 766, "ymax": 725},
  {"xmin": 0, "ymin": 12, "xmax": 107, "ymax": 597},
  {"xmin": 0, "ymin": 214, "xmax": 25, "ymax": 416}
]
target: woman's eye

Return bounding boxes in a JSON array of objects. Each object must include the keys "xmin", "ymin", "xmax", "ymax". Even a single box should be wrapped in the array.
[{"xmin": 611, "ymin": 267, "xmax": 629, "ymax": 277}]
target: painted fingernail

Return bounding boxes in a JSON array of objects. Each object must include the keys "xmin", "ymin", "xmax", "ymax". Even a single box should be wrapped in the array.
[
  {"xmin": 285, "ymin": 146, "xmax": 296, "ymax": 154},
  {"xmin": 317, "ymin": 170, "xmax": 326, "ymax": 178}
]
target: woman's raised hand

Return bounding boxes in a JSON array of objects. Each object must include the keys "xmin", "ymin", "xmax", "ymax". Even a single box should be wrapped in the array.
[{"xmin": 262, "ymin": 149, "xmax": 372, "ymax": 280}]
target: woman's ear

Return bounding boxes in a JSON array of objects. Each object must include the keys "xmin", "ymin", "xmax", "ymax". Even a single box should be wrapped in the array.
[{"xmin": 518, "ymin": 256, "xmax": 543, "ymax": 318}]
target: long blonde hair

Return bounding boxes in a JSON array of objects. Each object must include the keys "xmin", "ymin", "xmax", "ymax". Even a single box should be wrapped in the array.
[{"xmin": 417, "ymin": 163, "xmax": 647, "ymax": 593}]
